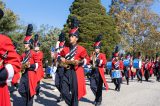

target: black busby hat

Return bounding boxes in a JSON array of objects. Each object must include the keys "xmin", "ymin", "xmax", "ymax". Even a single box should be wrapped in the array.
[
  {"xmin": 0, "ymin": 9, "xmax": 4, "ymax": 19},
  {"xmin": 136, "ymin": 52, "xmax": 141, "ymax": 59},
  {"xmin": 58, "ymin": 32, "xmax": 65, "ymax": 42},
  {"xmin": 24, "ymin": 24, "xmax": 34, "ymax": 45},
  {"xmin": 114, "ymin": 45, "xmax": 119, "ymax": 57},
  {"xmin": 34, "ymin": 34, "xmax": 41, "ymax": 47},
  {"xmin": 94, "ymin": 34, "xmax": 102, "ymax": 49},
  {"xmin": 69, "ymin": 16, "xmax": 79, "ymax": 38},
  {"xmin": 145, "ymin": 55, "xmax": 149, "ymax": 60},
  {"xmin": 58, "ymin": 32, "xmax": 65, "ymax": 48}
]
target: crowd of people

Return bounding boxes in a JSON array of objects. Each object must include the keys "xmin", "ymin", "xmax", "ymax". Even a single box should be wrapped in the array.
[{"xmin": 0, "ymin": 8, "xmax": 160, "ymax": 106}]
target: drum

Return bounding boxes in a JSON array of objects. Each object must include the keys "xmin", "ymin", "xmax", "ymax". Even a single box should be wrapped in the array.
[
  {"xmin": 46, "ymin": 66, "xmax": 52, "ymax": 75},
  {"xmin": 106, "ymin": 62, "xmax": 112, "ymax": 70},
  {"xmin": 84, "ymin": 65, "xmax": 91, "ymax": 75},
  {"xmin": 131, "ymin": 67, "xmax": 136, "ymax": 73},
  {"xmin": 133, "ymin": 59, "xmax": 142, "ymax": 69},
  {"xmin": 123, "ymin": 59, "xmax": 130, "ymax": 67},
  {"xmin": 112, "ymin": 70, "xmax": 122, "ymax": 79}
]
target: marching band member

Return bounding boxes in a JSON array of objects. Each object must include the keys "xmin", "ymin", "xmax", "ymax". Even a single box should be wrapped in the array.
[
  {"xmin": 57, "ymin": 17, "xmax": 90, "ymax": 106},
  {"xmin": 54, "ymin": 32, "xmax": 66, "ymax": 102},
  {"xmin": 0, "ymin": 9, "xmax": 21, "ymax": 106},
  {"xmin": 112, "ymin": 46, "xmax": 123, "ymax": 91},
  {"xmin": 130, "ymin": 54, "xmax": 136, "ymax": 80},
  {"xmin": 90, "ymin": 35, "xmax": 109, "ymax": 106},
  {"xmin": 144, "ymin": 56, "xmax": 151, "ymax": 81},
  {"xmin": 34, "ymin": 34, "xmax": 44, "ymax": 95},
  {"xmin": 155, "ymin": 53, "xmax": 160, "ymax": 82},
  {"xmin": 123, "ymin": 53, "xmax": 132, "ymax": 85},
  {"xmin": 150, "ymin": 57, "xmax": 154, "ymax": 77},
  {"xmin": 18, "ymin": 24, "xmax": 38, "ymax": 106},
  {"xmin": 136, "ymin": 52, "xmax": 143, "ymax": 83}
]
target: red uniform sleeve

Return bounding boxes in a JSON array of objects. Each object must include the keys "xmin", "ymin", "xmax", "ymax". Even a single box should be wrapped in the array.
[
  {"xmin": 112, "ymin": 60, "xmax": 115, "ymax": 70},
  {"xmin": 32, "ymin": 50, "xmax": 38, "ymax": 63},
  {"xmin": 0, "ymin": 35, "xmax": 21, "ymax": 73},
  {"xmin": 80, "ymin": 48, "xmax": 90, "ymax": 65},
  {"xmin": 119, "ymin": 60, "xmax": 124, "ymax": 70},
  {"xmin": 59, "ymin": 47, "xmax": 67, "ymax": 57},
  {"xmin": 98, "ymin": 53, "xmax": 107, "ymax": 67}
]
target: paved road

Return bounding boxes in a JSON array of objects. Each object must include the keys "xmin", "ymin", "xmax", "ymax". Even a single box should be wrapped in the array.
[{"xmin": 10, "ymin": 75, "xmax": 160, "ymax": 106}]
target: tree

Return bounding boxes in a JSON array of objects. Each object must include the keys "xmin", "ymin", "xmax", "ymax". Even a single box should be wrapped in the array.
[
  {"xmin": 0, "ymin": 1, "xmax": 19, "ymax": 34},
  {"xmin": 8, "ymin": 23, "xmax": 61, "ymax": 65},
  {"xmin": 39, "ymin": 25, "xmax": 61, "ymax": 65},
  {"xmin": 109, "ymin": 0, "xmax": 160, "ymax": 56},
  {"xmin": 63, "ymin": 0, "xmax": 120, "ymax": 58}
]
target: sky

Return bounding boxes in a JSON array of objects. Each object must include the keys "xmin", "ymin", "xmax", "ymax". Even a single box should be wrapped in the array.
[{"xmin": 3, "ymin": 0, "xmax": 160, "ymax": 29}]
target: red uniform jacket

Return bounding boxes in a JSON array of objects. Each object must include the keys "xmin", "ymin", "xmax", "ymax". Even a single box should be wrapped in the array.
[
  {"xmin": 112, "ymin": 59, "xmax": 124, "ymax": 76},
  {"xmin": 141, "ymin": 62, "xmax": 145, "ymax": 76},
  {"xmin": 150, "ymin": 62, "xmax": 154, "ymax": 75},
  {"xmin": 60, "ymin": 45, "xmax": 90, "ymax": 100},
  {"xmin": 0, "ymin": 34, "xmax": 21, "ymax": 106},
  {"xmin": 11, "ymin": 53, "xmax": 21, "ymax": 85},
  {"xmin": 36, "ymin": 51, "xmax": 44, "ymax": 82},
  {"xmin": 21, "ymin": 50, "xmax": 38, "ymax": 97}
]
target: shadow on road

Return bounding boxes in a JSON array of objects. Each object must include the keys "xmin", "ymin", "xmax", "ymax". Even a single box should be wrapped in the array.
[
  {"xmin": 35, "ymin": 95, "xmax": 60, "ymax": 106},
  {"xmin": 10, "ymin": 93, "xmax": 24, "ymax": 106},
  {"xmin": 80, "ymin": 97, "xmax": 94, "ymax": 104}
]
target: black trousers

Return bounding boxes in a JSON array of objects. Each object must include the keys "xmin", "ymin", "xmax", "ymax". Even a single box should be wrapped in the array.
[
  {"xmin": 55, "ymin": 67, "xmax": 64, "ymax": 96},
  {"xmin": 131, "ymin": 71, "xmax": 135, "ymax": 80},
  {"xmin": 18, "ymin": 71, "xmax": 34, "ymax": 106},
  {"xmin": 113, "ymin": 78, "xmax": 121, "ymax": 91},
  {"xmin": 136, "ymin": 69, "xmax": 142, "ymax": 82},
  {"xmin": 155, "ymin": 68, "xmax": 160, "ymax": 81},
  {"xmin": 144, "ymin": 69, "xmax": 150, "ymax": 81},
  {"xmin": 36, "ymin": 81, "xmax": 40, "ymax": 95},
  {"xmin": 61, "ymin": 68, "xmax": 78, "ymax": 106},
  {"xmin": 90, "ymin": 68, "xmax": 103, "ymax": 103},
  {"xmin": 124, "ymin": 67, "xmax": 129, "ymax": 84}
]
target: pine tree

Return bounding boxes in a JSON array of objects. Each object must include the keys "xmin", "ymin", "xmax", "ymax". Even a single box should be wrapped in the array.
[
  {"xmin": 0, "ymin": 1, "xmax": 19, "ymax": 34},
  {"xmin": 63, "ymin": 0, "xmax": 120, "ymax": 58}
]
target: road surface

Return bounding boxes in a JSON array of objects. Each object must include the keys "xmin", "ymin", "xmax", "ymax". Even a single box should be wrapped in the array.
[{"xmin": 10, "ymin": 75, "xmax": 160, "ymax": 106}]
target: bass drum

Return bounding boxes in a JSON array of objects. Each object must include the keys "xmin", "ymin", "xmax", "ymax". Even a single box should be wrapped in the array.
[
  {"xmin": 133, "ymin": 59, "xmax": 142, "ymax": 69},
  {"xmin": 106, "ymin": 62, "xmax": 112, "ymax": 70}
]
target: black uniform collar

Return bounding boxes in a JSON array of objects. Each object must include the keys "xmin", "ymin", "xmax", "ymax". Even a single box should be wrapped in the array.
[
  {"xmin": 69, "ymin": 44, "xmax": 77, "ymax": 50},
  {"xmin": 96, "ymin": 52, "xmax": 99, "ymax": 57},
  {"xmin": 25, "ymin": 50, "xmax": 30, "ymax": 54}
]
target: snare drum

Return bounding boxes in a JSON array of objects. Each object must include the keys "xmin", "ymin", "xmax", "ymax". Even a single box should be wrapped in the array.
[
  {"xmin": 112, "ymin": 70, "xmax": 122, "ymax": 79},
  {"xmin": 106, "ymin": 62, "xmax": 112, "ymax": 70},
  {"xmin": 133, "ymin": 59, "xmax": 142, "ymax": 69}
]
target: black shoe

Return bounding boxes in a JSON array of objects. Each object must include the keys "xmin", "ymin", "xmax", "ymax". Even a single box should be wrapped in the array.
[
  {"xmin": 93, "ymin": 100, "xmax": 96, "ymax": 105},
  {"xmin": 57, "ymin": 97, "xmax": 64, "ymax": 103},
  {"xmin": 95, "ymin": 102, "xmax": 101, "ymax": 106},
  {"xmin": 117, "ymin": 89, "xmax": 120, "ymax": 92}
]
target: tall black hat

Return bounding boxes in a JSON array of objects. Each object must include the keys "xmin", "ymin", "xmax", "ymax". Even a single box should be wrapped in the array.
[
  {"xmin": 24, "ymin": 24, "xmax": 33, "ymax": 45},
  {"xmin": 69, "ymin": 16, "xmax": 79, "ymax": 38},
  {"xmin": 0, "ymin": 9, "xmax": 4, "ymax": 19},
  {"xmin": 93, "ymin": 34, "xmax": 102, "ymax": 49}
]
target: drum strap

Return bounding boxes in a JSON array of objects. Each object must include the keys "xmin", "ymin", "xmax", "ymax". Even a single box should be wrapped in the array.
[{"xmin": 114, "ymin": 61, "xmax": 120, "ymax": 69}]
